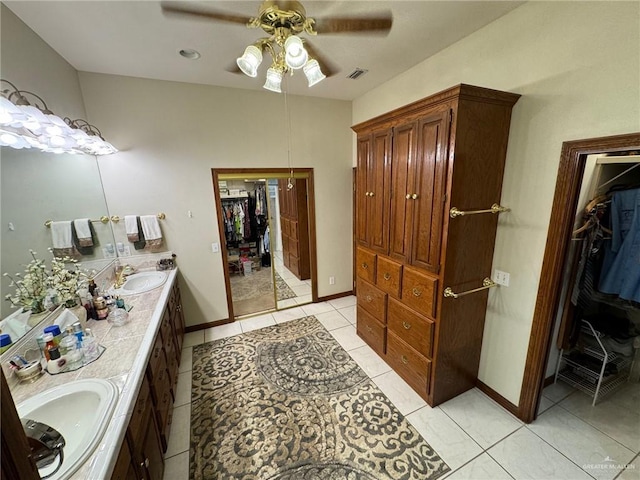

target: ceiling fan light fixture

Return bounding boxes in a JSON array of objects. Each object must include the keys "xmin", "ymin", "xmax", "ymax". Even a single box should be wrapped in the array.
[
  {"xmin": 303, "ymin": 59, "xmax": 326, "ymax": 87},
  {"xmin": 284, "ymin": 36, "xmax": 308, "ymax": 70},
  {"xmin": 263, "ymin": 67, "xmax": 284, "ymax": 93},
  {"xmin": 236, "ymin": 45, "xmax": 263, "ymax": 77}
]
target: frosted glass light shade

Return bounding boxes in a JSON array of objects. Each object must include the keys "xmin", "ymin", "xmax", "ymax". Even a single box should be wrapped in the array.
[
  {"xmin": 263, "ymin": 67, "xmax": 284, "ymax": 93},
  {"xmin": 284, "ymin": 36, "xmax": 308, "ymax": 70},
  {"xmin": 0, "ymin": 97, "xmax": 27, "ymax": 126},
  {"xmin": 236, "ymin": 45, "xmax": 263, "ymax": 77},
  {"xmin": 303, "ymin": 59, "xmax": 326, "ymax": 87}
]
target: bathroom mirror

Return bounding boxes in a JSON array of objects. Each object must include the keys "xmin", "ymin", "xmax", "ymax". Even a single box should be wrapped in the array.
[{"xmin": 0, "ymin": 147, "xmax": 116, "ymax": 343}]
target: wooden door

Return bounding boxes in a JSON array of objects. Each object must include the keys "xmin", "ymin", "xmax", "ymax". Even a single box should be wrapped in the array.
[
  {"xmin": 368, "ymin": 130, "xmax": 392, "ymax": 254},
  {"xmin": 389, "ymin": 121, "xmax": 418, "ymax": 263},
  {"xmin": 410, "ymin": 110, "xmax": 450, "ymax": 272},
  {"xmin": 356, "ymin": 134, "xmax": 371, "ymax": 246}
]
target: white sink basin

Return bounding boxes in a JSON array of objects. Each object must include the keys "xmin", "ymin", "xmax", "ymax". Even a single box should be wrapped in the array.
[
  {"xmin": 113, "ymin": 271, "xmax": 167, "ymax": 296},
  {"xmin": 17, "ymin": 378, "xmax": 118, "ymax": 480}
]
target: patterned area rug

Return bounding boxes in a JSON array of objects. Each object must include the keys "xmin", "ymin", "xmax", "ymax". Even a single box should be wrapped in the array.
[
  {"xmin": 190, "ymin": 317, "xmax": 450, "ymax": 480},
  {"xmin": 231, "ymin": 269, "xmax": 296, "ymax": 302}
]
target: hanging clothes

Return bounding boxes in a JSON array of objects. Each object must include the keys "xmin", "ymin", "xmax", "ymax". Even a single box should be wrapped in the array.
[{"xmin": 598, "ymin": 188, "xmax": 640, "ymax": 302}]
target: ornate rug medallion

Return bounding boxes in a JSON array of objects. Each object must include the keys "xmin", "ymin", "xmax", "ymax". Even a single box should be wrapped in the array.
[{"xmin": 190, "ymin": 316, "xmax": 449, "ymax": 480}]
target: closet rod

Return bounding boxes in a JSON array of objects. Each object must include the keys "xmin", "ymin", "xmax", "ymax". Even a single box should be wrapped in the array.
[
  {"xmin": 45, "ymin": 216, "xmax": 109, "ymax": 228},
  {"xmin": 449, "ymin": 204, "xmax": 510, "ymax": 218},
  {"xmin": 443, "ymin": 278, "xmax": 497, "ymax": 299}
]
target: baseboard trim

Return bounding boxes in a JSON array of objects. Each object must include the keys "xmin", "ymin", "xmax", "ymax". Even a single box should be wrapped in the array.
[
  {"xmin": 543, "ymin": 374, "xmax": 555, "ymax": 388},
  {"xmin": 476, "ymin": 380, "xmax": 520, "ymax": 418},
  {"xmin": 318, "ymin": 290, "xmax": 354, "ymax": 302},
  {"xmin": 185, "ymin": 318, "xmax": 233, "ymax": 333}
]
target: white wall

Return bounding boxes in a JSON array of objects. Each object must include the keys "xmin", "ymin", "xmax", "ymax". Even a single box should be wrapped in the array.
[
  {"xmin": 352, "ymin": 1, "xmax": 640, "ymax": 405},
  {"xmin": 78, "ymin": 73, "xmax": 353, "ymax": 327}
]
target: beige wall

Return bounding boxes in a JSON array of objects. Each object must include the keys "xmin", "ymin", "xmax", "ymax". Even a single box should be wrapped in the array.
[
  {"xmin": 78, "ymin": 73, "xmax": 353, "ymax": 327},
  {"xmin": 352, "ymin": 1, "xmax": 640, "ymax": 405}
]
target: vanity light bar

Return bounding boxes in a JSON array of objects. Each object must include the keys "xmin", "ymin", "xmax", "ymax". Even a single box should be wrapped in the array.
[{"xmin": 0, "ymin": 79, "xmax": 117, "ymax": 156}]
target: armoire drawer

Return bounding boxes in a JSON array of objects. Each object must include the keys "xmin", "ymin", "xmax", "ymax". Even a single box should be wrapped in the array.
[
  {"xmin": 387, "ymin": 298, "xmax": 434, "ymax": 358},
  {"xmin": 356, "ymin": 247, "xmax": 377, "ymax": 284},
  {"xmin": 401, "ymin": 267, "xmax": 437, "ymax": 318},
  {"xmin": 376, "ymin": 255, "xmax": 402, "ymax": 298},
  {"xmin": 386, "ymin": 332, "xmax": 431, "ymax": 395},
  {"xmin": 357, "ymin": 279, "xmax": 387, "ymax": 323},
  {"xmin": 356, "ymin": 307, "xmax": 386, "ymax": 355}
]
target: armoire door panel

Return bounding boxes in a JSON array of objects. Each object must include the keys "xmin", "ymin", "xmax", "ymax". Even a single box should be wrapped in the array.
[
  {"xmin": 389, "ymin": 121, "xmax": 417, "ymax": 263},
  {"xmin": 410, "ymin": 111, "xmax": 450, "ymax": 273},
  {"xmin": 368, "ymin": 130, "xmax": 392, "ymax": 254},
  {"xmin": 356, "ymin": 135, "xmax": 371, "ymax": 247}
]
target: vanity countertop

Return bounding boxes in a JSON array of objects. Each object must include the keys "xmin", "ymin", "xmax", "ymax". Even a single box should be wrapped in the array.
[{"xmin": 9, "ymin": 268, "xmax": 179, "ymax": 480}]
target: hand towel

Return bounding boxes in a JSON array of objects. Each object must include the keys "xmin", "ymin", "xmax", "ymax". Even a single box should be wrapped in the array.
[
  {"xmin": 73, "ymin": 218, "xmax": 93, "ymax": 247},
  {"xmin": 51, "ymin": 221, "xmax": 78, "ymax": 257},
  {"xmin": 125, "ymin": 215, "xmax": 139, "ymax": 242},
  {"xmin": 134, "ymin": 216, "xmax": 146, "ymax": 250},
  {"xmin": 140, "ymin": 215, "xmax": 163, "ymax": 249}
]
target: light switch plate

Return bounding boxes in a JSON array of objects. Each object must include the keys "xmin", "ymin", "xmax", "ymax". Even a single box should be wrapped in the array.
[{"xmin": 493, "ymin": 269, "xmax": 510, "ymax": 287}]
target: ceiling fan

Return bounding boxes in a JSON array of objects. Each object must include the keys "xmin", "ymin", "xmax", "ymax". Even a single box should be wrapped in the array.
[{"xmin": 161, "ymin": 1, "xmax": 393, "ymax": 92}]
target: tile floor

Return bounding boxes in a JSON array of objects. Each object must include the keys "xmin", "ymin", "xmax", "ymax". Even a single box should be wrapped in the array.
[{"xmin": 163, "ymin": 296, "xmax": 640, "ymax": 479}]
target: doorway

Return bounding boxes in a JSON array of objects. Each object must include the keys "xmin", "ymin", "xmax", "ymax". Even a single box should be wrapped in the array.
[
  {"xmin": 519, "ymin": 132, "xmax": 640, "ymax": 423},
  {"xmin": 212, "ymin": 168, "xmax": 318, "ymax": 320}
]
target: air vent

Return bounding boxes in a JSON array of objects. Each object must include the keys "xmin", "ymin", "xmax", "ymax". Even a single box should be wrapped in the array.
[{"xmin": 347, "ymin": 68, "xmax": 369, "ymax": 80}]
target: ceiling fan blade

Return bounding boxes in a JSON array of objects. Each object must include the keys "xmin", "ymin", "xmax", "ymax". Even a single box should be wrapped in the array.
[
  {"xmin": 312, "ymin": 12, "xmax": 392, "ymax": 35},
  {"xmin": 161, "ymin": 1, "xmax": 252, "ymax": 25},
  {"xmin": 303, "ymin": 41, "xmax": 338, "ymax": 78}
]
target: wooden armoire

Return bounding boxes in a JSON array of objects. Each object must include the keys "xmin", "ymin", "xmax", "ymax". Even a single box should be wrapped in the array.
[
  {"xmin": 278, "ymin": 178, "xmax": 311, "ymax": 280},
  {"xmin": 353, "ymin": 84, "xmax": 520, "ymax": 406}
]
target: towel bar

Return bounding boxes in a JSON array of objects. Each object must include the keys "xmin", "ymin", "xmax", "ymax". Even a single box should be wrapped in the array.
[
  {"xmin": 449, "ymin": 204, "xmax": 510, "ymax": 218},
  {"xmin": 45, "ymin": 216, "xmax": 109, "ymax": 228},
  {"xmin": 110, "ymin": 213, "xmax": 166, "ymax": 223},
  {"xmin": 443, "ymin": 278, "xmax": 497, "ymax": 298}
]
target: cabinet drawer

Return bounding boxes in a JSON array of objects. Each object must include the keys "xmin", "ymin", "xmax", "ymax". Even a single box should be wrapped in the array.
[
  {"xmin": 290, "ymin": 220, "xmax": 298, "ymax": 240},
  {"xmin": 401, "ymin": 267, "xmax": 437, "ymax": 318},
  {"xmin": 356, "ymin": 307, "xmax": 386, "ymax": 355},
  {"xmin": 356, "ymin": 247, "xmax": 377, "ymax": 284},
  {"xmin": 387, "ymin": 298, "xmax": 434, "ymax": 358},
  {"xmin": 357, "ymin": 279, "xmax": 387, "ymax": 324},
  {"xmin": 376, "ymin": 255, "xmax": 402, "ymax": 297},
  {"xmin": 386, "ymin": 332, "xmax": 431, "ymax": 395}
]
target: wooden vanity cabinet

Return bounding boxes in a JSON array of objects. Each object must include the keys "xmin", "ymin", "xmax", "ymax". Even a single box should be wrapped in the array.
[
  {"xmin": 113, "ymin": 281, "xmax": 185, "ymax": 479},
  {"xmin": 353, "ymin": 84, "xmax": 520, "ymax": 407}
]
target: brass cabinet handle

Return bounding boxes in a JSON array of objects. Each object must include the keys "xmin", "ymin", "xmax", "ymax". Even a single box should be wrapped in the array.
[
  {"xmin": 365, "ymin": 192, "xmax": 371, "ymax": 197},
  {"xmin": 405, "ymin": 194, "xmax": 411, "ymax": 199},
  {"xmin": 383, "ymin": 272, "xmax": 391, "ymax": 281},
  {"xmin": 141, "ymin": 458, "xmax": 150, "ymax": 468},
  {"xmin": 369, "ymin": 191, "xmax": 375, "ymax": 197},
  {"xmin": 412, "ymin": 193, "xmax": 419, "ymax": 200},
  {"xmin": 403, "ymin": 321, "xmax": 411, "ymax": 330},
  {"xmin": 361, "ymin": 263, "xmax": 368, "ymax": 269},
  {"xmin": 365, "ymin": 295, "xmax": 373, "ymax": 303},
  {"xmin": 401, "ymin": 355, "xmax": 408, "ymax": 365},
  {"xmin": 412, "ymin": 287, "xmax": 422, "ymax": 297}
]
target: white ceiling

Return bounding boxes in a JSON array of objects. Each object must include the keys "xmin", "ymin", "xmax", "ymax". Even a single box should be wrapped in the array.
[{"xmin": 5, "ymin": 1, "xmax": 524, "ymax": 101}]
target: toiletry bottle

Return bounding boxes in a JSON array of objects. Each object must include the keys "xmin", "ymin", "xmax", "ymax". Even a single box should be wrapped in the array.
[
  {"xmin": 94, "ymin": 297, "xmax": 109, "ymax": 320},
  {"xmin": 88, "ymin": 278, "xmax": 98, "ymax": 297},
  {"xmin": 82, "ymin": 328, "xmax": 99, "ymax": 362},
  {"xmin": 47, "ymin": 346, "xmax": 66, "ymax": 374},
  {"xmin": 72, "ymin": 322, "xmax": 84, "ymax": 348},
  {"xmin": 43, "ymin": 333, "xmax": 56, "ymax": 362},
  {"xmin": 43, "ymin": 325, "xmax": 62, "ymax": 347},
  {"xmin": 0, "ymin": 334, "xmax": 12, "ymax": 354}
]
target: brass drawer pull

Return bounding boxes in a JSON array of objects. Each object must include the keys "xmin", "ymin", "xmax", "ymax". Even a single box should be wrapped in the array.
[
  {"xmin": 365, "ymin": 295, "xmax": 373, "ymax": 303},
  {"xmin": 412, "ymin": 193, "xmax": 419, "ymax": 200},
  {"xmin": 401, "ymin": 355, "xmax": 408, "ymax": 365},
  {"xmin": 403, "ymin": 321, "xmax": 411, "ymax": 330},
  {"xmin": 405, "ymin": 194, "xmax": 411, "ymax": 199},
  {"xmin": 383, "ymin": 272, "xmax": 391, "ymax": 281},
  {"xmin": 361, "ymin": 263, "xmax": 368, "ymax": 269},
  {"xmin": 412, "ymin": 287, "xmax": 422, "ymax": 297},
  {"xmin": 369, "ymin": 191, "xmax": 375, "ymax": 197}
]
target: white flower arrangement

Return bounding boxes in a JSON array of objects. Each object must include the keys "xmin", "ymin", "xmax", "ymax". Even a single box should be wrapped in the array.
[{"xmin": 3, "ymin": 249, "xmax": 90, "ymax": 313}]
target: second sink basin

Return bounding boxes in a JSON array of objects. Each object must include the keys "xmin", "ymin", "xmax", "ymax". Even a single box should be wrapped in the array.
[
  {"xmin": 17, "ymin": 378, "xmax": 118, "ymax": 480},
  {"xmin": 114, "ymin": 271, "xmax": 167, "ymax": 296}
]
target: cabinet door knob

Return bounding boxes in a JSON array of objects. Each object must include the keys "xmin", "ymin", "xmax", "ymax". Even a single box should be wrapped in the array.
[
  {"xmin": 366, "ymin": 325, "xmax": 372, "ymax": 333},
  {"xmin": 403, "ymin": 321, "xmax": 411, "ymax": 330},
  {"xmin": 365, "ymin": 295, "xmax": 373, "ymax": 303},
  {"xmin": 412, "ymin": 193, "xmax": 419, "ymax": 200},
  {"xmin": 365, "ymin": 192, "xmax": 370, "ymax": 197},
  {"xmin": 401, "ymin": 355, "xmax": 408, "ymax": 365},
  {"xmin": 141, "ymin": 458, "xmax": 150, "ymax": 468},
  {"xmin": 412, "ymin": 287, "xmax": 422, "ymax": 297},
  {"xmin": 176, "ymin": 305, "xmax": 182, "ymax": 312},
  {"xmin": 405, "ymin": 194, "xmax": 411, "ymax": 199},
  {"xmin": 361, "ymin": 262, "xmax": 368, "ymax": 269},
  {"xmin": 383, "ymin": 272, "xmax": 391, "ymax": 281}
]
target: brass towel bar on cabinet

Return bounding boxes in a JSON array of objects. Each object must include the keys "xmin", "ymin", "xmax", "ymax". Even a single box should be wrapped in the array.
[
  {"xmin": 443, "ymin": 278, "xmax": 497, "ymax": 299},
  {"xmin": 449, "ymin": 203, "xmax": 510, "ymax": 218},
  {"xmin": 110, "ymin": 213, "xmax": 166, "ymax": 223},
  {"xmin": 45, "ymin": 216, "xmax": 109, "ymax": 228}
]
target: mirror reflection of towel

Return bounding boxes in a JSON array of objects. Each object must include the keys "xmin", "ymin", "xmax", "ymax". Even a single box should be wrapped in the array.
[{"xmin": 72, "ymin": 221, "xmax": 97, "ymax": 256}]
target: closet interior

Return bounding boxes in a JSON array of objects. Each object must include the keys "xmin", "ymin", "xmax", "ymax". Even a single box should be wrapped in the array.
[{"xmin": 550, "ymin": 152, "xmax": 640, "ymax": 405}]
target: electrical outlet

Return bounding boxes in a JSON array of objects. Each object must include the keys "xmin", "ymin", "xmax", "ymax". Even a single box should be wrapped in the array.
[
  {"xmin": 329, "ymin": 276, "xmax": 335, "ymax": 285},
  {"xmin": 211, "ymin": 242, "xmax": 219, "ymax": 253},
  {"xmin": 493, "ymin": 269, "xmax": 510, "ymax": 287}
]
